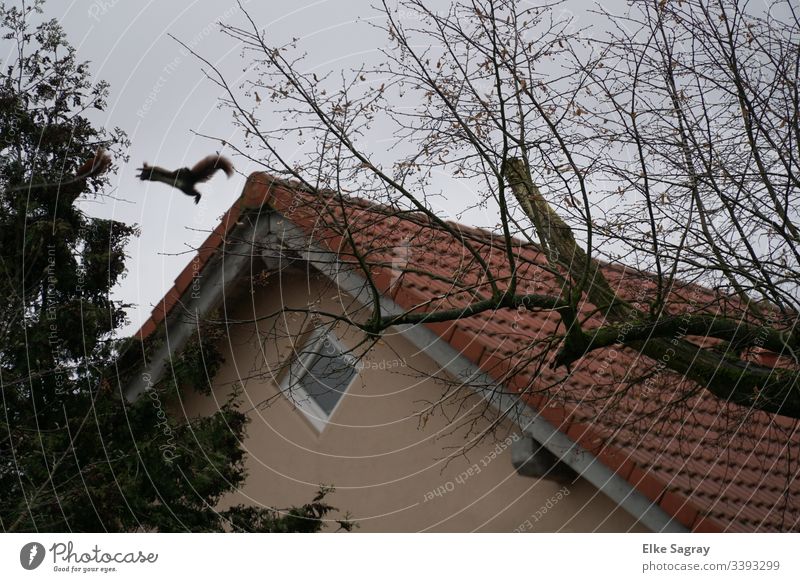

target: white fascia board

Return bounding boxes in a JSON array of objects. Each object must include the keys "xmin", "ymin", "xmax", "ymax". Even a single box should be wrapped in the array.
[
  {"xmin": 268, "ymin": 212, "xmax": 687, "ymax": 533},
  {"xmin": 123, "ymin": 211, "xmax": 273, "ymax": 402}
]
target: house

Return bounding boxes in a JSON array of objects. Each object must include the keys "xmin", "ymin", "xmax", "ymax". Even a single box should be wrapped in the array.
[{"xmin": 126, "ymin": 172, "xmax": 800, "ymax": 532}]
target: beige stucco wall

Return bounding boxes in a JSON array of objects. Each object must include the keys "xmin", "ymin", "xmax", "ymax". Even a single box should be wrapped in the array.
[{"xmin": 179, "ymin": 266, "xmax": 647, "ymax": 532}]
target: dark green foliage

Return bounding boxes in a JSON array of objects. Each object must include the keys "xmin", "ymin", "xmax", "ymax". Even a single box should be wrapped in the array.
[
  {"xmin": 0, "ymin": 1, "xmax": 348, "ymax": 533},
  {"xmin": 170, "ymin": 316, "xmax": 228, "ymax": 396},
  {"xmin": 225, "ymin": 487, "xmax": 356, "ymax": 533}
]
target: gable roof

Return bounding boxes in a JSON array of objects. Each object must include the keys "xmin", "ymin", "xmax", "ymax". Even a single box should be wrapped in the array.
[{"xmin": 135, "ymin": 172, "xmax": 800, "ymax": 532}]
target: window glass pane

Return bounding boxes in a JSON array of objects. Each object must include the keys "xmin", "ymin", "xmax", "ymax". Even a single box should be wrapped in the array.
[{"xmin": 298, "ymin": 337, "xmax": 357, "ymax": 416}]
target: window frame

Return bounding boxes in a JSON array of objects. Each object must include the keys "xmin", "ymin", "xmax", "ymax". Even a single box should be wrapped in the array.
[{"xmin": 278, "ymin": 327, "xmax": 357, "ymax": 432}]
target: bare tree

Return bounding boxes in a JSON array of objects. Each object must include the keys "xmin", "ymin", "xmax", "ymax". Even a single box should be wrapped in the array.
[{"xmin": 183, "ymin": 0, "xmax": 800, "ymax": 435}]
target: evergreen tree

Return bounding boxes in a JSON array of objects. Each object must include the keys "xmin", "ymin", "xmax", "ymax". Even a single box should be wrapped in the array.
[{"xmin": 0, "ymin": 1, "xmax": 348, "ymax": 533}]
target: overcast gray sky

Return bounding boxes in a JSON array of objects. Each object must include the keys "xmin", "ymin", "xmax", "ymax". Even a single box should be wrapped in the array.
[
  {"xmin": 37, "ymin": 0, "xmax": 605, "ymax": 337},
  {"xmin": 44, "ymin": 1, "xmax": 384, "ymax": 336}
]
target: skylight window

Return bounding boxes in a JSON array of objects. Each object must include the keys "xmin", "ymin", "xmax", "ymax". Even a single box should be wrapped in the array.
[{"xmin": 280, "ymin": 329, "xmax": 358, "ymax": 432}]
